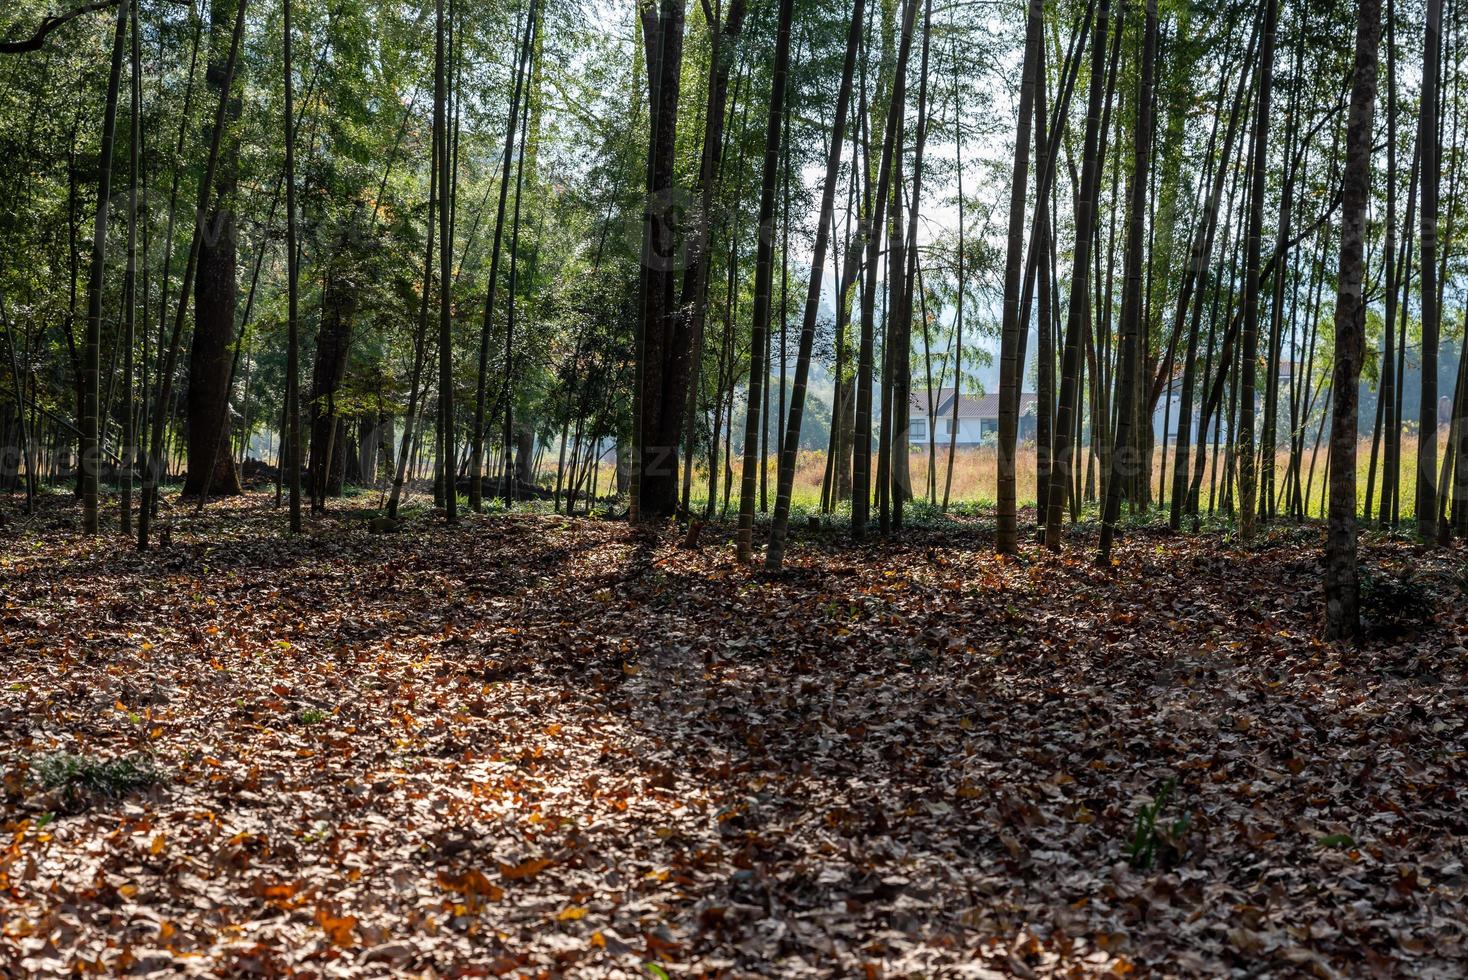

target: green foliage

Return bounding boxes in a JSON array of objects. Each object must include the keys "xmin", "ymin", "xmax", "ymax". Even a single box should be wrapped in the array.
[
  {"xmin": 33, "ymin": 751, "xmax": 162, "ymax": 810},
  {"xmin": 900, "ymin": 499, "xmax": 955, "ymax": 525},
  {"xmin": 1359, "ymin": 565, "xmax": 1435, "ymax": 638},
  {"xmin": 1127, "ymin": 778, "xmax": 1191, "ymax": 871}
]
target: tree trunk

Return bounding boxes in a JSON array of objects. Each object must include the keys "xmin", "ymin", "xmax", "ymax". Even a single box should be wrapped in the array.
[
  {"xmin": 994, "ymin": 0, "xmax": 1043, "ymax": 553},
  {"xmin": 889, "ymin": 0, "xmax": 932, "ymax": 529},
  {"xmin": 81, "ymin": 0, "xmax": 129, "ymax": 533},
  {"xmin": 1416, "ymin": 0, "xmax": 1443, "ymax": 539},
  {"xmin": 1169, "ymin": 25, "xmax": 1257, "ymax": 528},
  {"xmin": 943, "ymin": 29, "xmax": 968, "ymax": 514},
  {"xmin": 184, "ymin": 0, "xmax": 246, "ymax": 500},
  {"xmin": 680, "ymin": 3, "xmax": 749, "ymax": 518},
  {"xmin": 635, "ymin": 0, "xmax": 688, "ymax": 520},
  {"xmin": 1044, "ymin": 0, "xmax": 1112, "ymax": 551},
  {"xmin": 1377, "ymin": 0, "xmax": 1400, "ymax": 525},
  {"xmin": 435, "ymin": 0, "xmax": 457, "ymax": 524},
  {"xmin": 119, "ymin": 0, "xmax": 141, "ymax": 534},
  {"xmin": 470, "ymin": 0, "xmax": 536, "ymax": 511},
  {"xmin": 1324, "ymin": 0, "xmax": 1378, "ymax": 636},
  {"xmin": 138, "ymin": 0, "xmax": 246, "ymax": 547},
  {"xmin": 735, "ymin": 0, "xmax": 794, "ymax": 561},
  {"xmin": 500, "ymin": 31, "xmax": 534, "ymax": 508},
  {"xmin": 766, "ymin": 0, "xmax": 864, "ymax": 568},
  {"xmin": 305, "ymin": 268, "xmax": 356, "ymax": 504},
  {"xmin": 1098, "ymin": 0, "xmax": 1157, "ymax": 563},
  {"xmin": 852, "ymin": 0, "xmax": 920, "ymax": 542}
]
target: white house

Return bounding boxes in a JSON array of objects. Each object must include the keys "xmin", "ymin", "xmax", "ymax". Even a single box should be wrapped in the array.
[{"xmin": 908, "ymin": 389, "xmax": 1038, "ymax": 446}]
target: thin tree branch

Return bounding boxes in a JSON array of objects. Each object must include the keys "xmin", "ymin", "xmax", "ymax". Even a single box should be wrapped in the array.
[{"xmin": 1, "ymin": 0, "xmax": 120, "ymax": 55}]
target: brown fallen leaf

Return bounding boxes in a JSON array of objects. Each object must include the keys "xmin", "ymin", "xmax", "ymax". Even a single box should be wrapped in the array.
[
  {"xmin": 315, "ymin": 908, "xmax": 358, "ymax": 947},
  {"xmin": 499, "ymin": 857, "xmax": 552, "ymax": 880}
]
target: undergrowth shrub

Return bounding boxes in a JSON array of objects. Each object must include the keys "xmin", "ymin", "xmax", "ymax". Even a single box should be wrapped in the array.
[{"xmin": 1360, "ymin": 566, "xmax": 1435, "ymax": 638}]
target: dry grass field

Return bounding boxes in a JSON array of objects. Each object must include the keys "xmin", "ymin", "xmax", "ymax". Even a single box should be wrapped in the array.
[{"xmin": 568, "ymin": 432, "xmax": 1436, "ymax": 521}]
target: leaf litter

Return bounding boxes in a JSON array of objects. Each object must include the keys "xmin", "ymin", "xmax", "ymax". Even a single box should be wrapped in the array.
[{"xmin": 1, "ymin": 494, "xmax": 1466, "ymax": 977}]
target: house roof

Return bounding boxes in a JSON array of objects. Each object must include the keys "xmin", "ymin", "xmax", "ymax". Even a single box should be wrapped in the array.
[{"xmin": 910, "ymin": 388, "xmax": 1037, "ymax": 420}]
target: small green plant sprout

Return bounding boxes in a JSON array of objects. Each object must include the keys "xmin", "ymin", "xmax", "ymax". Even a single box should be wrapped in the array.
[
  {"xmin": 1316, "ymin": 832, "xmax": 1355, "ymax": 850},
  {"xmin": 296, "ymin": 707, "xmax": 330, "ymax": 725},
  {"xmin": 1127, "ymin": 777, "xmax": 1191, "ymax": 870}
]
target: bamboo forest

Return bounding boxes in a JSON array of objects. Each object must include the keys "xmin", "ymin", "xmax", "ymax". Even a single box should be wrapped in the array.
[{"xmin": 3, "ymin": 0, "xmax": 1468, "ymax": 973}]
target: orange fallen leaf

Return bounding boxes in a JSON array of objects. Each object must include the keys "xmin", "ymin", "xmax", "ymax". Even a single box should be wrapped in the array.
[
  {"xmin": 438, "ymin": 868, "xmax": 504, "ymax": 908},
  {"xmin": 314, "ymin": 908, "xmax": 358, "ymax": 947},
  {"xmin": 499, "ymin": 857, "xmax": 552, "ymax": 880}
]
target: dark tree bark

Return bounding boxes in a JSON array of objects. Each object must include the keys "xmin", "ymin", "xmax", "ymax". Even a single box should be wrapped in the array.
[
  {"xmin": 1325, "ymin": 0, "xmax": 1379, "ymax": 640},
  {"xmin": 81, "ymin": 0, "xmax": 129, "ymax": 533},
  {"xmin": 634, "ymin": 0, "xmax": 688, "ymax": 520},
  {"xmin": 1258, "ymin": 27, "xmax": 1305, "ymax": 520},
  {"xmin": 1030, "ymin": 31, "xmax": 1052, "ymax": 525},
  {"xmin": 943, "ymin": 31, "xmax": 969, "ymax": 514},
  {"xmin": 681, "ymin": 16, "xmax": 748, "ymax": 519},
  {"xmin": 387, "ymin": 117, "xmax": 439, "ymax": 521},
  {"xmin": 1416, "ymin": 0, "xmax": 1443, "ymax": 539},
  {"xmin": 995, "ymin": 0, "xmax": 1044, "ymax": 553},
  {"xmin": 734, "ymin": 0, "xmax": 794, "ymax": 561},
  {"xmin": 889, "ymin": 0, "xmax": 933, "ymax": 530},
  {"xmin": 1443, "ymin": 317, "xmax": 1468, "ymax": 538},
  {"xmin": 765, "ymin": 0, "xmax": 864, "ymax": 568},
  {"xmin": 284, "ymin": 0, "xmax": 301, "ymax": 533},
  {"xmin": 1237, "ymin": 0, "xmax": 1279, "ymax": 542},
  {"xmin": 1043, "ymin": 0, "xmax": 1112, "ymax": 552},
  {"xmin": 851, "ymin": 0, "xmax": 919, "ymax": 542},
  {"xmin": 184, "ymin": 0, "xmax": 246, "ymax": 499},
  {"xmin": 1024, "ymin": 2, "xmax": 1092, "ymax": 530},
  {"xmin": 823, "ymin": 138, "xmax": 860, "ymax": 512},
  {"xmin": 470, "ymin": 0, "xmax": 536, "ymax": 512},
  {"xmin": 120, "ymin": 0, "xmax": 140, "ymax": 534},
  {"xmin": 1098, "ymin": 0, "xmax": 1158, "ymax": 563},
  {"xmin": 875, "ymin": 98, "xmax": 905, "ymax": 531},
  {"xmin": 307, "ymin": 268, "xmax": 358, "ymax": 506},
  {"xmin": 1388, "ymin": 142, "xmax": 1420, "ymax": 524},
  {"xmin": 1377, "ymin": 0, "xmax": 1400, "ymax": 525},
  {"xmin": 436, "ymin": 0, "xmax": 457, "ymax": 524},
  {"xmin": 139, "ymin": 0, "xmax": 247, "ymax": 549},
  {"xmin": 500, "ymin": 33, "xmax": 533, "ymax": 508},
  {"xmin": 144, "ymin": 4, "xmax": 203, "ymax": 505}
]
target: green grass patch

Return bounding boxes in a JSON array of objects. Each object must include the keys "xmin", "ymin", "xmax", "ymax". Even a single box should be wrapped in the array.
[{"xmin": 33, "ymin": 751, "xmax": 163, "ymax": 810}]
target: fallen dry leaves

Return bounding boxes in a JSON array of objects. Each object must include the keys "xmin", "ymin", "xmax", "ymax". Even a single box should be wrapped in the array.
[{"xmin": 1, "ymin": 493, "xmax": 1466, "ymax": 977}]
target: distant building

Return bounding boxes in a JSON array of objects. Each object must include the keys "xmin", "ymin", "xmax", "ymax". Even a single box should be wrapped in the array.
[
  {"xmin": 1154, "ymin": 359, "xmax": 1313, "ymax": 446},
  {"xmin": 908, "ymin": 389, "xmax": 1038, "ymax": 445}
]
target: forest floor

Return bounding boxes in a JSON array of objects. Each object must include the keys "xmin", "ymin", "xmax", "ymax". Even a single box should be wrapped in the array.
[{"xmin": 2, "ymin": 491, "xmax": 1466, "ymax": 978}]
